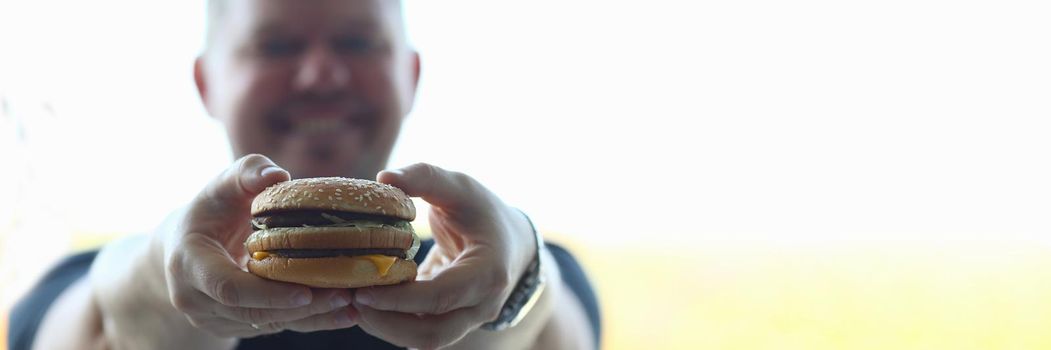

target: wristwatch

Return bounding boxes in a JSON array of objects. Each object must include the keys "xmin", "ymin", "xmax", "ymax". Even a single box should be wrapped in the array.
[{"xmin": 481, "ymin": 211, "xmax": 547, "ymax": 331}]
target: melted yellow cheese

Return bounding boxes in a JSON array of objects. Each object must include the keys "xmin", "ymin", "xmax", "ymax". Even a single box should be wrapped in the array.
[
  {"xmin": 251, "ymin": 251, "xmax": 396, "ymax": 276},
  {"xmin": 360, "ymin": 254, "xmax": 398, "ymax": 276}
]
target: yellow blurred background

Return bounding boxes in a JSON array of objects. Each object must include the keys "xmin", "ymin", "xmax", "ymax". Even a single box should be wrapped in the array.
[{"xmin": 577, "ymin": 237, "xmax": 1051, "ymax": 349}]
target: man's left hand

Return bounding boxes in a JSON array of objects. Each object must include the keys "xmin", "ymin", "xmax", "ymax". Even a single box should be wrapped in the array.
[{"xmin": 351, "ymin": 163, "xmax": 538, "ymax": 349}]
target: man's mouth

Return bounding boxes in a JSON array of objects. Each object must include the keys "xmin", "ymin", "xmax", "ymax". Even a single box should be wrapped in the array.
[
  {"xmin": 267, "ymin": 115, "xmax": 365, "ymax": 135},
  {"xmin": 293, "ymin": 118, "xmax": 349, "ymax": 135}
]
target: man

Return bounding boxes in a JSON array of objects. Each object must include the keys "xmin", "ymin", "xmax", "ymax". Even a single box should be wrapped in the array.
[{"xmin": 7, "ymin": 0, "xmax": 600, "ymax": 349}]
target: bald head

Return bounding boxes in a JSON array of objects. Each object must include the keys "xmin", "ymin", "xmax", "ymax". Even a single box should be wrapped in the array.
[{"xmin": 203, "ymin": 0, "xmax": 408, "ymax": 55}]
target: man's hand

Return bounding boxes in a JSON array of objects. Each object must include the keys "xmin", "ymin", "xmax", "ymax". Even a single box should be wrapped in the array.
[
  {"xmin": 351, "ymin": 163, "xmax": 540, "ymax": 349},
  {"xmin": 163, "ymin": 154, "xmax": 360, "ymax": 337},
  {"xmin": 91, "ymin": 155, "xmax": 358, "ymax": 349}
]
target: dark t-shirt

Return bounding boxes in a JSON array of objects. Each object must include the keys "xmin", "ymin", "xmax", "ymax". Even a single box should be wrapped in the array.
[{"xmin": 8, "ymin": 239, "xmax": 601, "ymax": 350}]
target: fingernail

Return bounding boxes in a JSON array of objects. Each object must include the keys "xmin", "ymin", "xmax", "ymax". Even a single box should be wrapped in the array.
[
  {"xmin": 331, "ymin": 294, "xmax": 351, "ymax": 309},
  {"xmin": 335, "ymin": 307, "xmax": 357, "ymax": 326},
  {"xmin": 354, "ymin": 291, "xmax": 374, "ymax": 306},
  {"xmin": 385, "ymin": 169, "xmax": 405, "ymax": 177},
  {"xmin": 260, "ymin": 166, "xmax": 287, "ymax": 178},
  {"xmin": 291, "ymin": 290, "xmax": 311, "ymax": 306}
]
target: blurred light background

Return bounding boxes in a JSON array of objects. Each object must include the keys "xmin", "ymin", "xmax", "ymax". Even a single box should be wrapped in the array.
[{"xmin": 2, "ymin": 0, "xmax": 1051, "ymax": 349}]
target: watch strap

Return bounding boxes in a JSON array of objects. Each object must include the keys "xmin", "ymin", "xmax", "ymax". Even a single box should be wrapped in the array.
[{"xmin": 481, "ymin": 210, "xmax": 546, "ymax": 331}]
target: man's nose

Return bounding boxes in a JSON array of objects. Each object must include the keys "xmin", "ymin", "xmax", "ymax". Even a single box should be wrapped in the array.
[{"xmin": 294, "ymin": 45, "xmax": 351, "ymax": 94}]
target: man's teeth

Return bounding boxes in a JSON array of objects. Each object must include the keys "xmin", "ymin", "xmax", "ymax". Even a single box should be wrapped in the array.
[{"xmin": 294, "ymin": 119, "xmax": 346, "ymax": 133}]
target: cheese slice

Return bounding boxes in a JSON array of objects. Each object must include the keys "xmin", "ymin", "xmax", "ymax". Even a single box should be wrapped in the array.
[
  {"xmin": 250, "ymin": 251, "xmax": 398, "ymax": 277},
  {"xmin": 360, "ymin": 254, "xmax": 398, "ymax": 277}
]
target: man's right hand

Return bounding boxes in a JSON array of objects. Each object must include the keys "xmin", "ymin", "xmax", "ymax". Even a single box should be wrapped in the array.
[{"xmin": 90, "ymin": 154, "xmax": 358, "ymax": 349}]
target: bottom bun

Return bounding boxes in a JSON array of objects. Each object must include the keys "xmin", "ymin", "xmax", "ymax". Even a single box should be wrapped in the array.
[{"xmin": 247, "ymin": 256, "xmax": 417, "ymax": 288}]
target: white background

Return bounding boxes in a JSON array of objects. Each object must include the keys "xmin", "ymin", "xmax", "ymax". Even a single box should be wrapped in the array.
[{"xmin": 2, "ymin": 0, "xmax": 1050, "ymax": 307}]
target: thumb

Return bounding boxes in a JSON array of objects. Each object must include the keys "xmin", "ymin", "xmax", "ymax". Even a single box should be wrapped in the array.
[
  {"xmin": 198, "ymin": 154, "xmax": 290, "ymax": 216},
  {"xmin": 377, "ymin": 163, "xmax": 485, "ymax": 212}
]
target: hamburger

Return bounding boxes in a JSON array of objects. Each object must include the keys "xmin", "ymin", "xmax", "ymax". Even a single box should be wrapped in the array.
[{"xmin": 245, "ymin": 177, "xmax": 420, "ymax": 288}]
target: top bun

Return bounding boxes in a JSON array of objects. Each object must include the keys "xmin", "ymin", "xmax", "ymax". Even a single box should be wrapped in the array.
[{"xmin": 252, "ymin": 177, "xmax": 415, "ymax": 220}]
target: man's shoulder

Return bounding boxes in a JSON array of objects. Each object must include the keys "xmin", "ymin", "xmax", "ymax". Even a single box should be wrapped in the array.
[{"xmin": 8, "ymin": 249, "xmax": 100, "ymax": 350}]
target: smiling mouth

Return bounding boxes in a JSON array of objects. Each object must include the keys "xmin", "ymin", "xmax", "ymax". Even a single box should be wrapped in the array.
[
  {"xmin": 295, "ymin": 118, "xmax": 349, "ymax": 134},
  {"xmin": 268, "ymin": 117, "xmax": 359, "ymax": 135}
]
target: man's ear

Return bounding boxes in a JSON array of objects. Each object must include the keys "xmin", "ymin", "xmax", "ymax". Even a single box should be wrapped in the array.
[
  {"xmin": 404, "ymin": 50, "xmax": 422, "ymax": 115},
  {"xmin": 412, "ymin": 51, "xmax": 421, "ymax": 91},
  {"xmin": 193, "ymin": 57, "xmax": 215, "ymax": 118}
]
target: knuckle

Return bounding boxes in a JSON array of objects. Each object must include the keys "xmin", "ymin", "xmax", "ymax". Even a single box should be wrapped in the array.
[
  {"xmin": 377, "ymin": 290, "xmax": 400, "ymax": 311},
  {"xmin": 486, "ymin": 268, "xmax": 512, "ymax": 298},
  {"xmin": 211, "ymin": 276, "xmax": 240, "ymax": 306},
  {"xmin": 421, "ymin": 163, "xmax": 449, "ymax": 182},
  {"xmin": 169, "ymin": 290, "xmax": 194, "ymax": 313},
  {"xmin": 284, "ymin": 317, "xmax": 323, "ymax": 333},
  {"xmin": 432, "ymin": 289, "xmax": 457, "ymax": 314},
  {"xmin": 483, "ymin": 300, "xmax": 503, "ymax": 321},
  {"xmin": 164, "ymin": 247, "xmax": 186, "ymax": 279},
  {"xmin": 241, "ymin": 307, "xmax": 268, "ymax": 324},
  {"xmin": 259, "ymin": 321, "xmax": 286, "ymax": 334},
  {"xmin": 278, "ymin": 321, "xmax": 305, "ymax": 333},
  {"xmin": 319, "ymin": 291, "xmax": 348, "ymax": 312},
  {"xmin": 238, "ymin": 153, "xmax": 267, "ymax": 170},
  {"xmin": 415, "ymin": 162, "xmax": 438, "ymax": 175},
  {"xmin": 449, "ymin": 170, "xmax": 473, "ymax": 188}
]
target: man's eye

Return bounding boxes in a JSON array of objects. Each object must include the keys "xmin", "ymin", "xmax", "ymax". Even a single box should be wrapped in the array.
[
  {"xmin": 261, "ymin": 40, "xmax": 303, "ymax": 56},
  {"xmin": 333, "ymin": 37, "xmax": 374, "ymax": 53}
]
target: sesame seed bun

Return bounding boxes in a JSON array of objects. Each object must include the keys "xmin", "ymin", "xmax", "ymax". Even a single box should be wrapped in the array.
[
  {"xmin": 247, "ymin": 255, "xmax": 418, "ymax": 289},
  {"xmin": 251, "ymin": 177, "xmax": 415, "ymax": 221}
]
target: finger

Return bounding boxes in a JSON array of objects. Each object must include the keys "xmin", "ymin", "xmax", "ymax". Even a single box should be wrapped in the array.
[
  {"xmin": 258, "ymin": 306, "xmax": 360, "ymax": 334},
  {"xmin": 416, "ymin": 249, "xmax": 448, "ymax": 279},
  {"xmin": 354, "ymin": 258, "xmax": 507, "ymax": 315},
  {"xmin": 179, "ymin": 235, "xmax": 313, "ymax": 309},
  {"xmin": 377, "ymin": 163, "xmax": 484, "ymax": 211},
  {"xmin": 181, "ymin": 314, "xmax": 280, "ymax": 339},
  {"xmin": 180, "ymin": 314, "xmax": 237, "ymax": 337},
  {"xmin": 355, "ymin": 304, "xmax": 479, "ymax": 350},
  {"xmin": 208, "ymin": 288, "xmax": 352, "ymax": 325},
  {"xmin": 196, "ymin": 154, "xmax": 290, "ymax": 220}
]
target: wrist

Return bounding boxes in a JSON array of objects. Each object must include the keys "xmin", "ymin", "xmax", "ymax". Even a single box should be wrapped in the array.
[
  {"xmin": 90, "ymin": 231, "xmax": 235, "ymax": 349},
  {"xmin": 448, "ymin": 243, "xmax": 559, "ymax": 350},
  {"xmin": 483, "ymin": 210, "xmax": 547, "ymax": 331},
  {"xmin": 146, "ymin": 218, "xmax": 239, "ymax": 350}
]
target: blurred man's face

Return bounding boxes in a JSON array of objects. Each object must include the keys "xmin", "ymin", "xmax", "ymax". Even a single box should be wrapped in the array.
[{"xmin": 196, "ymin": 0, "xmax": 418, "ymax": 179}]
